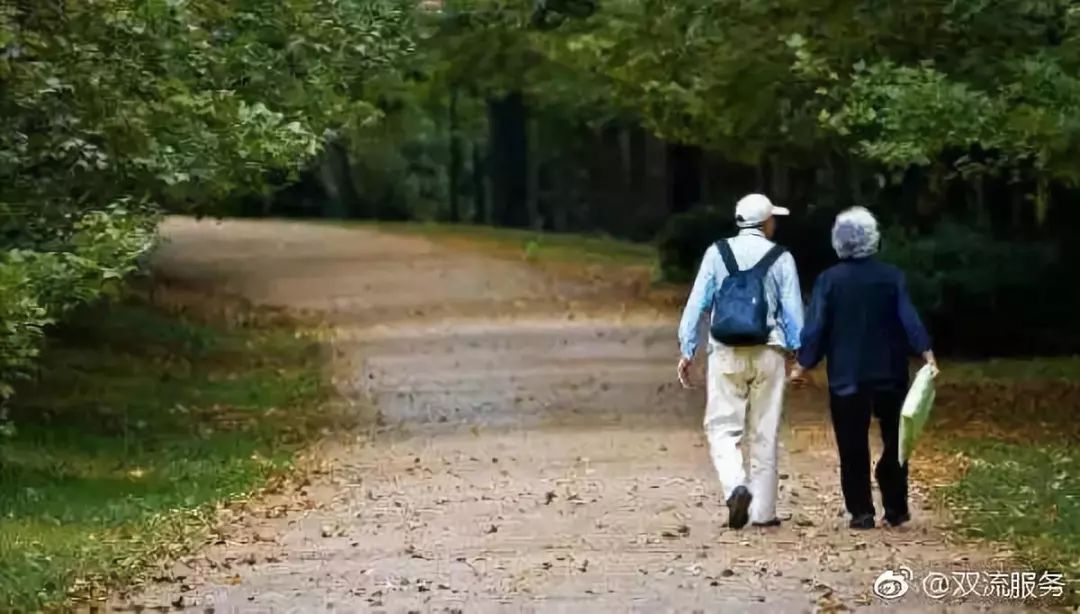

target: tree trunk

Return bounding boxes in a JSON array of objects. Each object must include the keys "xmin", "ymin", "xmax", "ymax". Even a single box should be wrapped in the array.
[
  {"xmin": 829, "ymin": 154, "xmax": 879, "ymax": 212},
  {"xmin": 643, "ymin": 130, "xmax": 667, "ymax": 216},
  {"xmin": 901, "ymin": 165, "xmax": 924, "ymax": 222},
  {"xmin": 848, "ymin": 158, "xmax": 864, "ymax": 208},
  {"xmin": 971, "ymin": 175, "xmax": 988, "ymax": 229},
  {"xmin": 487, "ymin": 92, "xmax": 530, "ymax": 228},
  {"xmin": 1011, "ymin": 185, "xmax": 1025, "ymax": 231},
  {"xmin": 619, "ymin": 127, "xmax": 633, "ymax": 188},
  {"xmin": 550, "ymin": 130, "xmax": 577, "ymax": 233},
  {"xmin": 755, "ymin": 158, "xmax": 767, "ymax": 192},
  {"xmin": 472, "ymin": 141, "xmax": 487, "ymax": 224},
  {"xmin": 768, "ymin": 154, "xmax": 790, "ymax": 205},
  {"xmin": 1035, "ymin": 176, "xmax": 1049, "ymax": 226},
  {"xmin": 668, "ymin": 144, "xmax": 702, "ymax": 214},
  {"xmin": 552, "ymin": 176, "xmax": 569, "ymax": 232},
  {"xmin": 526, "ymin": 117, "xmax": 542, "ymax": 229},
  {"xmin": 317, "ymin": 140, "xmax": 354, "ymax": 218},
  {"xmin": 918, "ymin": 163, "xmax": 946, "ymax": 217},
  {"xmin": 484, "ymin": 151, "xmax": 495, "ymax": 225},
  {"xmin": 448, "ymin": 87, "xmax": 462, "ymax": 222}
]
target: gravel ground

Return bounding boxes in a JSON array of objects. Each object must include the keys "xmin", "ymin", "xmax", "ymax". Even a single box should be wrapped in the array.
[{"xmin": 111, "ymin": 218, "xmax": 1029, "ymax": 613}]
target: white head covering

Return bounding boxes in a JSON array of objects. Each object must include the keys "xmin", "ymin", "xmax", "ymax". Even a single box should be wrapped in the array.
[
  {"xmin": 735, "ymin": 193, "xmax": 790, "ymax": 228},
  {"xmin": 832, "ymin": 206, "xmax": 880, "ymax": 259}
]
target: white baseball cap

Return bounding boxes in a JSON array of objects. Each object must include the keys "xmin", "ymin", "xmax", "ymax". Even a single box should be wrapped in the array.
[{"xmin": 735, "ymin": 193, "xmax": 790, "ymax": 227}]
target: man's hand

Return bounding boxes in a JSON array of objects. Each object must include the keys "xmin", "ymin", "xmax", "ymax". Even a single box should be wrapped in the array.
[{"xmin": 677, "ymin": 356, "xmax": 694, "ymax": 389}]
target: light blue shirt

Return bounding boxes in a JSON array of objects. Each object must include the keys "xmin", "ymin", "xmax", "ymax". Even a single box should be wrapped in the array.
[{"xmin": 678, "ymin": 228, "xmax": 805, "ymax": 359}]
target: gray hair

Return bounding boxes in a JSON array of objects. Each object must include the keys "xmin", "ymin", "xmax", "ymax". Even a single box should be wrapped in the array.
[{"xmin": 831, "ymin": 206, "xmax": 880, "ymax": 259}]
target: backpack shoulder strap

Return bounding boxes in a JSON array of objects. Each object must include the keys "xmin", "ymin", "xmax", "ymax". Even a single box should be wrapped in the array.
[
  {"xmin": 714, "ymin": 240, "xmax": 740, "ymax": 275},
  {"xmin": 750, "ymin": 244, "xmax": 786, "ymax": 277}
]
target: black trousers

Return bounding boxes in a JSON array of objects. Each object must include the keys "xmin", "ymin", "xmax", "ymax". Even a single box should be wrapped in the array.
[{"xmin": 829, "ymin": 387, "xmax": 909, "ymax": 519}]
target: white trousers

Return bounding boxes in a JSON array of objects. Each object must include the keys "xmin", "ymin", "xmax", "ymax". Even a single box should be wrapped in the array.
[{"xmin": 704, "ymin": 343, "xmax": 787, "ymax": 524}]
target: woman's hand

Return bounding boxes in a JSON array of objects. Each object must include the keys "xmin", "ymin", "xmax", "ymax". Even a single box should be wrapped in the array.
[
  {"xmin": 789, "ymin": 363, "xmax": 809, "ymax": 387},
  {"xmin": 922, "ymin": 350, "xmax": 940, "ymax": 378}
]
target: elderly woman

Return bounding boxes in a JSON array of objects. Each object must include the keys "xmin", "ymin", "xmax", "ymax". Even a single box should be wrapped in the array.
[{"xmin": 791, "ymin": 207, "xmax": 938, "ymax": 530}]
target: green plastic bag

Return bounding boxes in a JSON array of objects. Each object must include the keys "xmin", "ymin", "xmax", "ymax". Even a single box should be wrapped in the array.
[{"xmin": 898, "ymin": 364, "xmax": 937, "ymax": 465}]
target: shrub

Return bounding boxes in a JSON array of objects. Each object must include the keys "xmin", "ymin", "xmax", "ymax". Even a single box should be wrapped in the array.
[
  {"xmin": 0, "ymin": 205, "xmax": 157, "ymax": 398},
  {"xmin": 655, "ymin": 205, "xmax": 839, "ymax": 290},
  {"xmin": 658, "ymin": 207, "xmax": 1072, "ymax": 355},
  {"xmin": 881, "ymin": 222, "xmax": 1066, "ymax": 355},
  {"xmin": 655, "ymin": 207, "xmax": 735, "ymax": 283}
]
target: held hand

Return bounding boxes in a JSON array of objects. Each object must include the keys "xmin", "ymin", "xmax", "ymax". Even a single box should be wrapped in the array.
[
  {"xmin": 677, "ymin": 356, "xmax": 694, "ymax": 389},
  {"xmin": 788, "ymin": 364, "xmax": 808, "ymax": 387}
]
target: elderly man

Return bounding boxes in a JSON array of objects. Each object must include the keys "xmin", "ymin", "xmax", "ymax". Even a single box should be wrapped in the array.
[
  {"xmin": 677, "ymin": 194, "xmax": 804, "ymax": 529},
  {"xmin": 791, "ymin": 207, "xmax": 938, "ymax": 529}
]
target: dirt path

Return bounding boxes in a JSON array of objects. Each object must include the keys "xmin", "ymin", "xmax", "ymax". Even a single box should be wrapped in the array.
[{"xmin": 119, "ymin": 218, "xmax": 1022, "ymax": 613}]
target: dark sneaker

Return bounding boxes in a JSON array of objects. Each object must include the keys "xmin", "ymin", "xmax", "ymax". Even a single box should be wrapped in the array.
[
  {"xmin": 752, "ymin": 518, "xmax": 782, "ymax": 528},
  {"xmin": 884, "ymin": 512, "xmax": 911, "ymax": 527},
  {"xmin": 849, "ymin": 513, "xmax": 876, "ymax": 530},
  {"xmin": 726, "ymin": 486, "xmax": 753, "ymax": 529}
]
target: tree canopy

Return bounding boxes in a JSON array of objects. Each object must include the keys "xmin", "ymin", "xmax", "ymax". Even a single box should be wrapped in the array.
[
  {"xmin": 0, "ymin": 0, "xmax": 414, "ymax": 395},
  {"xmin": 5, "ymin": 0, "xmax": 1080, "ymax": 391}
]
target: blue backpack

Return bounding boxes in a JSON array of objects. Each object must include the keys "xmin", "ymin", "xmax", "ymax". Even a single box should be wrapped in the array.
[{"xmin": 709, "ymin": 240, "xmax": 786, "ymax": 346}]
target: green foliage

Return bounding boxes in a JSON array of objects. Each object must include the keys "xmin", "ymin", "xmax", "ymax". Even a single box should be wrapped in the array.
[
  {"xmin": 0, "ymin": 299, "xmax": 330, "ymax": 610},
  {"xmin": 788, "ymin": 1, "xmax": 1080, "ymax": 200},
  {"xmin": 655, "ymin": 208, "xmax": 735, "ymax": 283},
  {"xmin": 539, "ymin": 0, "xmax": 1080, "ymax": 191},
  {"xmin": 0, "ymin": 1, "xmax": 415, "ymax": 397},
  {"xmin": 881, "ymin": 222, "xmax": 1057, "ymax": 313},
  {"xmin": 0, "ymin": 206, "xmax": 157, "ymax": 398},
  {"xmin": 343, "ymin": 71, "xmax": 461, "ymax": 220},
  {"xmin": 541, "ymin": 0, "xmax": 836, "ymax": 162},
  {"xmin": 821, "ymin": 61, "xmax": 1005, "ymax": 168},
  {"xmin": 881, "ymin": 222, "xmax": 1067, "ymax": 354},
  {"xmin": 0, "ymin": 1, "xmax": 414, "ymax": 217},
  {"xmin": 299, "ymin": 0, "xmax": 1080, "ymax": 233}
]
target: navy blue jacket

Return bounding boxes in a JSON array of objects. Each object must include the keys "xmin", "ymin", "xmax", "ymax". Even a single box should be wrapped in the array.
[{"xmin": 796, "ymin": 258, "xmax": 931, "ymax": 394}]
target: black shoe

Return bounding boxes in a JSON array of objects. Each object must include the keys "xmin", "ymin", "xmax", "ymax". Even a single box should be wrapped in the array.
[
  {"xmin": 726, "ymin": 486, "xmax": 753, "ymax": 529},
  {"xmin": 752, "ymin": 518, "xmax": 781, "ymax": 528},
  {"xmin": 884, "ymin": 512, "xmax": 911, "ymax": 527},
  {"xmin": 849, "ymin": 513, "xmax": 876, "ymax": 529}
]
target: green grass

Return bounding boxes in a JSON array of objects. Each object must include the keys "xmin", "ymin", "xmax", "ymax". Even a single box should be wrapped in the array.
[
  {"xmin": 942, "ymin": 356, "xmax": 1080, "ymax": 383},
  {"xmin": 930, "ymin": 357, "xmax": 1080, "ymax": 603},
  {"xmin": 943, "ymin": 439, "xmax": 1080, "ymax": 584},
  {"xmin": 0, "ymin": 299, "xmax": 330, "ymax": 611},
  {"xmin": 367, "ymin": 221, "xmax": 659, "ymax": 269}
]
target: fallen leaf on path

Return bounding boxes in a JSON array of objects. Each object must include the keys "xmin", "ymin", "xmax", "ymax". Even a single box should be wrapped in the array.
[
  {"xmin": 815, "ymin": 590, "xmax": 849, "ymax": 613},
  {"xmin": 661, "ymin": 525, "xmax": 690, "ymax": 539}
]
